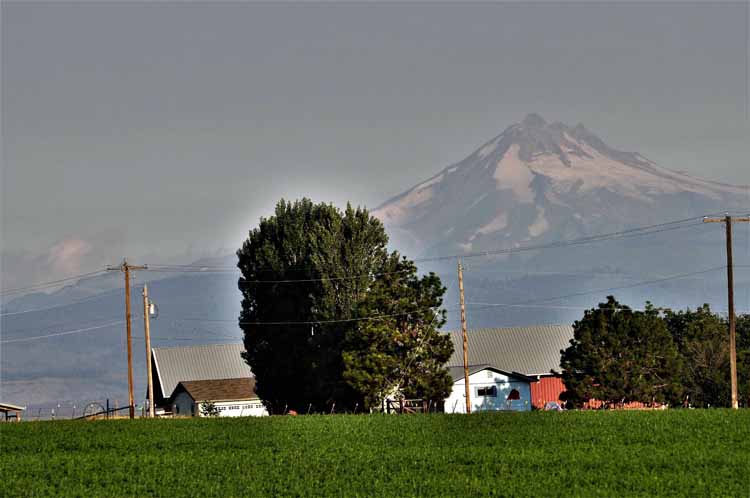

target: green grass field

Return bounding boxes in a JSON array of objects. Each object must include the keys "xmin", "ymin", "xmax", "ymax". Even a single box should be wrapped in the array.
[{"xmin": 2, "ymin": 411, "xmax": 749, "ymax": 497}]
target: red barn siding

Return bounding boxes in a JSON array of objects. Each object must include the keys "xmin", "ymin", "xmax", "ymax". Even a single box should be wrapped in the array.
[
  {"xmin": 529, "ymin": 376, "xmax": 666, "ymax": 410},
  {"xmin": 530, "ymin": 376, "xmax": 566, "ymax": 408}
]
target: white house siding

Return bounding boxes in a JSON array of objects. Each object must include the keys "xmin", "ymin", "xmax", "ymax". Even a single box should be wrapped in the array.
[
  {"xmin": 445, "ymin": 369, "xmax": 532, "ymax": 413},
  {"xmin": 172, "ymin": 394, "xmax": 268, "ymax": 417},
  {"xmin": 213, "ymin": 400, "xmax": 268, "ymax": 417}
]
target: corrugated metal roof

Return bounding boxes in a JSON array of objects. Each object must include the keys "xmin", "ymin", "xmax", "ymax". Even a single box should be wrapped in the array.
[
  {"xmin": 447, "ymin": 325, "xmax": 574, "ymax": 377},
  {"xmin": 152, "ymin": 343, "xmax": 252, "ymax": 399}
]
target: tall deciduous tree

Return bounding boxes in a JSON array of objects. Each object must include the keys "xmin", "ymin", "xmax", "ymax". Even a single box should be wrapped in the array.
[
  {"xmin": 237, "ymin": 199, "xmax": 452, "ymax": 414},
  {"xmin": 560, "ymin": 296, "xmax": 683, "ymax": 407},
  {"xmin": 343, "ymin": 254, "xmax": 453, "ymax": 410}
]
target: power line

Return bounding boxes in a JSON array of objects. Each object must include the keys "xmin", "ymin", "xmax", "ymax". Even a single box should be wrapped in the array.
[
  {"xmin": 0, "ymin": 214, "xmax": 736, "ymax": 298},
  {"xmin": 463, "ymin": 266, "xmax": 728, "ymax": 313},
  {"xmin": 0, "ymin": 320, "xmax": 125, "ymax": 344},
  {"xmin": 168, "ymin": 266, "xmax": 728, "ymax": 327},
  {"xmin": 0, "ymin": 269, "xmax": 108, "ymax": 297},
  {"xmin": 177, "ymin": 305, "xmax": 449, "ymax": 326},
  {"xmin": 466, "ymin": 302, "xmax": 746, "ymax": 314},
  {"xmin": 1, "ymin": 273, "xmax": 150, "ymax": 317},
  {"xmin": 415, "ymin": 219, "xmax": 706, "ymax": 263},
  {"xmin": 0, "ymin": 267, "xmax": 735, "ymax": 342},
  {"xmin": 1, "ymin": 215, "xmax": 740, "ymax": 320},
  {"xmin": 146, "ymin": 266, "xmax": 415, "ymax": 284},
  {"xmin": 0, "ymin": 287, "xmax": 128, "ymax": 317},
  {"xmin": 140, "ymin": 217, "xmax": 710, "ymax": 282}
]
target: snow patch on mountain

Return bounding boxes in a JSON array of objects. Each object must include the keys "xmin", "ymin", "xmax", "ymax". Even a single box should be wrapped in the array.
[
  {"xmin": 375, "ymin": 172, "xmax": 443, "ymax": 226},
  {"xmin": 471, "ymin": 212, "xmax": 509, "ymax": 242},
  {"xmin": 494, "ymin": 144, "xmax": 535, "ymax": 203},
  {"xmin": 528, "ymin": 207, "xmax": 550, "ymax": 237}
]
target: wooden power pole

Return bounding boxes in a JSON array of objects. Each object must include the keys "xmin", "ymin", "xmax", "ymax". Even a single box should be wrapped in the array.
[
  {"xmin": 704, "ymin": 215, "xmax": 750, "ymax": 409},
  {"xmin": 457, "ymin": 259, "xmax": 471, "ymax": 414},
  {"xmin": 107, "ymin": 260, "xmax": 147, "ymax": 419},
  {"xmin": 142, "ymin": 284, "xmax": 155, "ymax": 418}
]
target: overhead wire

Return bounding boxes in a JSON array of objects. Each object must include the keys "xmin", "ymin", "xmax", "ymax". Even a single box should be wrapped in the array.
[
  {"xmin": 177, "ymin": 305, "xmax": 451, "ymax": 326},
  {"xmin": 464, "ymin": 302, "xmax": 746, "ymax": 315},
  {"xmin": 0, "ymin": 269, "xmax": 109, "ymax": 297},
  {"xmin": 0, "ymin": 320, "xmax": 126, "ymax": 344},
  {"xmin": 0, "ymin": 287, "xmax": 127, "ymax": 317},
  {"xmin": 173, "ymin": 267, "xmax": 725, "ymax": 327},
  {"xmin": 0, "ymin": 214, "xmax": 738, "ymax": 298},
  {"xmin": 415, "ymin": 219, "xmax": 706, "ymax": 263},
  {"xmin": 140, "ymin": 216, "xmax": 709, "ymax": 281},
  {"xmin": 464, "ymin": 266, "xmax": 729, "ymax": 313},
  {"xmin": 2, "ymin": 214, "xmax": 741, "ymax": 336},
  {"xmin": 515, "ymin": 266, "xmax": 726, "ymax": 303}
]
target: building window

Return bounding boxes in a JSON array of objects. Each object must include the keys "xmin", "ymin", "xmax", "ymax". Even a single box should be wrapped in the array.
[
  {"xmin": 477, "ymin": 386, "xmax": 497, "ymax": 397},
  {"xmin": 507, "ymin": 389, "xmax": 521, "ymax": 401},
  {"xmin": 486, "ymin": 371, "xmax": 493, "ymax": 379}
]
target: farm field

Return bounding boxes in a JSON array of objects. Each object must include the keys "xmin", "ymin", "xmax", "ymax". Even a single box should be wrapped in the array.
[{"xmin": 2, "ymin": 410, "xmax": 749, "ymax": 497}]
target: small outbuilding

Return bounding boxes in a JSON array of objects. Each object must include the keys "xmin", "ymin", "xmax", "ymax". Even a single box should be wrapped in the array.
[
  {"xmin": 0, "ymin": 402, "xmax": 25, "ymax": 422},
  {"xmin": 447, "ymin": 325, "xmax": 575, "ymax": 409},
  {"xmin": 445, "ymin": 365, "xmax": 534, "ymax": 413},
  {"xmin": 170, "ymin": 377, "xmax": 268, "ymax": 417}
]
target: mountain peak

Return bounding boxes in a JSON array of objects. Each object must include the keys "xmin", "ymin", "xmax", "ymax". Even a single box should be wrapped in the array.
[
  {"xmin": 373, "ymin": 115, "xmax": 745, "ymax": 251},
  {"xmin": 521, "ymin": 113, "xmax": 547, "ymax": 128}
]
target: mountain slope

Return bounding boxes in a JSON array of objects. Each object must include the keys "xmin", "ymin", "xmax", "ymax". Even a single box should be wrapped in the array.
[{"xmin": 373, "ymin": 114, "xmax": 747, "ymax": 258}]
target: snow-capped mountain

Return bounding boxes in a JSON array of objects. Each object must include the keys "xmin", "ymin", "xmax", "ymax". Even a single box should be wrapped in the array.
[{"xmin": 373, "ymin": 113, "xmax": 747, "ymax": 259}]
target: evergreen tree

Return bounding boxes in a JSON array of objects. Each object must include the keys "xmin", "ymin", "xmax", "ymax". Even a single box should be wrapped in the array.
[
  {"xmin": 560, "ymin": 296, "xmax": 683, "ymax": 407},
  {"xmin": 733, "ymin": 314, "xmax": 750, "ymax": 407},
  {"xmin": 663, "ymin": 305, "xmax": 730, "ymax": 407}
]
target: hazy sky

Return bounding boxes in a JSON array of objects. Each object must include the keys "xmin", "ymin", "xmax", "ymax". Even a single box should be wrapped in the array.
[{"xmin": 2, "ymin": 1, "xmax": 749, "ymax": 289}]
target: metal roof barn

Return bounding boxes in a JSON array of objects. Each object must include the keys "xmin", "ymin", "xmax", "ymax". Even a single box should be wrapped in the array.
[{"xmin": 151, "ymin": 343, "xmax": 252, "ymax": 401}]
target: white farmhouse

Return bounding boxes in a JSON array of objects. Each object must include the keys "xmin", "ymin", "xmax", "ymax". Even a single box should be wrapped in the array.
[
  {"xmin": 170, "ymin": 378, "xmax": 268, "ymax": 417},
  {"xmin": 445, "ymin": 365, "xmax": 534, "ymax": 413}
]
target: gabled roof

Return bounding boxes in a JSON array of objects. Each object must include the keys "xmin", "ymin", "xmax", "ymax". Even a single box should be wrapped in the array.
[
  {"xmin": 0, "ymin": 402, "xmax": 25, "ymax": 412},
  {"xmin": 447, "ymin": 364, "xmax": 534, "ymax": 383},
  {"xmin": 152, "ymin": 343, "xmax": 252, "ymax": 399},
  {"xmin": 447, "ymin": 325, "xmax": 574, "ymax": 377},
  {"xmin": 170, "ymin": 378, "xmax": 259, "ymax": 403}
]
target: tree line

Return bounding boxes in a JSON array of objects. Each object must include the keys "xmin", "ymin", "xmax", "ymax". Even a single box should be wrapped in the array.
[
  {"xmin": 238, "ymin": 198, "xmax": 748, "ymax": 413},
  {"xmin": 561, "ymin": 296, "xmax": 750, "ymax": 408}
]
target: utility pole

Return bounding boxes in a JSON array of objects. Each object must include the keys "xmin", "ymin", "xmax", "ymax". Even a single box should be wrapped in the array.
[
  {"xmin": 457, "ymin": 258, "xmax": 471, "ymax": 414},
  {"xmin": 704, "ymin": 215, "xmax": 750, "ymax": 410},
  {"xmin": 107, "ymin": 260, "xmax": 147, "ymax": 419},
  {"xmin": 142, "ymin": 284, "xmax": 155, "ymax": 418}
]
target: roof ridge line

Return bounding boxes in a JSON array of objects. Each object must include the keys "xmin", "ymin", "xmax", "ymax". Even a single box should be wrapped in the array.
[{"xmin": 152, "ymin": 342, "xmax": 243, "ymax": 351}]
